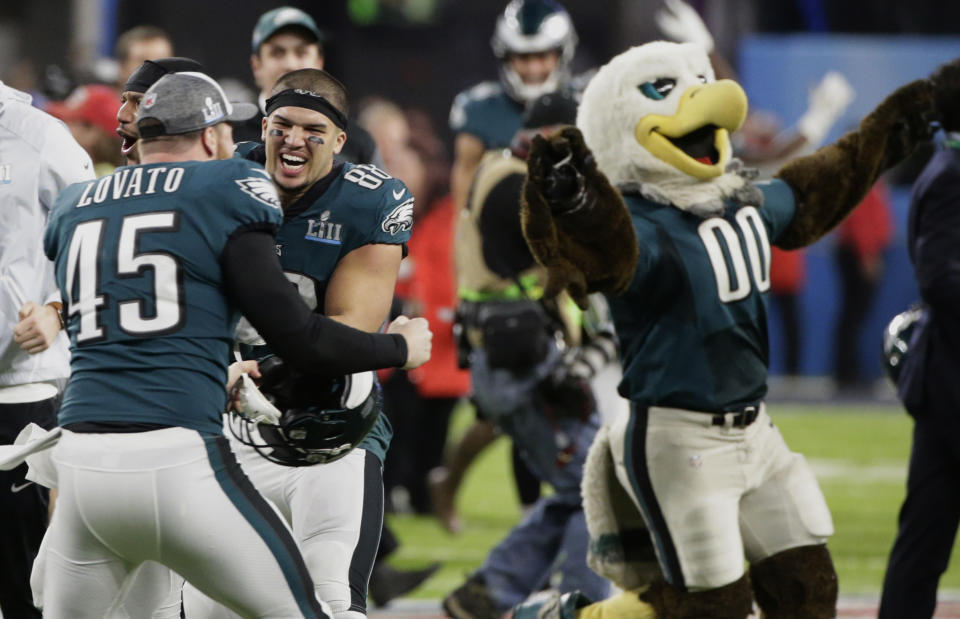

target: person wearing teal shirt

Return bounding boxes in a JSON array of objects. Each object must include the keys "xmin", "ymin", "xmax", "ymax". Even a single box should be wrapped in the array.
[{"xmin": 184, "ymin": 68, "xmax": 420, "ymax": 619}]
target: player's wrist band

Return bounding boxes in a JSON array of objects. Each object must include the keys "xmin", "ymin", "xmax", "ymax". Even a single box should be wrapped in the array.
[{"xmin": 47, "ymin": 302, "xmax": 66, "ymax": 331}]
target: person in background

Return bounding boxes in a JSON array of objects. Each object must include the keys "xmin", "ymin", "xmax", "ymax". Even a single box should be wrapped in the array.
[
  {"xmin": 436, "ymin": 0, "xmax": 580, "ymax": 533},
  {"xmin": 112, "ymin": 25, "xmax": 174, "ymax": 93},
  {"xmin": 46, "ymin": 84, "xmax": 123, "ymax": 176},
  {"xmin": 1, "ymin": 77, "xmax": 94, "ymax": 619},
  {"xmin": 832, "ymin": 179, "xmax": 894, "ymax": 395},
  {"xmin": 234, "ymin": 6, "xmax": 382, "ymax": 168},
  {"xmin": 444, "ymin": 91, "xmax": 613, "ymax": 618},
  {"xmin": 359, "ymin": 98, "xmax": 471, "ymax": 517},
  {"xmin": 449, "ymin": 0, "xmax": 578, "ymax": 212},
  {"xmin": 878, "ymin": 58, "xmax": 960, "ymax": 619}
]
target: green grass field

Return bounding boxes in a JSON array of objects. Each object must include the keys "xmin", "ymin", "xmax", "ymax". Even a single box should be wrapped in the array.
[{"xmin": 384, "ymin": 402, "xmax": 960, "ymax": 600}]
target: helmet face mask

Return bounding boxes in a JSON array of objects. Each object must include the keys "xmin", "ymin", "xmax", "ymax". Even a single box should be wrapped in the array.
[
  {"xmin": 491, "ymin": 0, "xmax": 577, "ymax": 103},
  {"xmin": 229, "ymin": 360, "xmax": 380, "ymax": 467}
]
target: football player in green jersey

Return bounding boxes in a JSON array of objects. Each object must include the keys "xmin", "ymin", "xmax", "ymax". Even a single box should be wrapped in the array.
[{"xmin": 184, "ymin": 68, "xmax": 424, "ymax": 619}]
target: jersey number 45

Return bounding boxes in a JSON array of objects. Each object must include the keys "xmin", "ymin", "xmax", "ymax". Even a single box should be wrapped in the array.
[{"xmin": 65, "ymin": 211, "xmax": 184, "ymax": 343}]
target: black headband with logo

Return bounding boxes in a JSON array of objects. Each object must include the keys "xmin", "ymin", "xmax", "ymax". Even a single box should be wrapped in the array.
[{"xmin": 265, "ymin": 89, "xmax": 348, "ymax": 130}]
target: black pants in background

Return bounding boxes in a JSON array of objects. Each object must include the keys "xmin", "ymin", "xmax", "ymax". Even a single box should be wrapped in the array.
[
  {"xmin": 879, "ymin": 400, "xmax": 960, "ymax": 619},
  {"xmin": 833, "ymin": 245, "xmax": 880, "ymax": 387},
  {"xmin": 0, "ymin": 398, "xmax": 58, "ymax": 619},
  {"xmin": 772, "ymin": 292, "xmax": 802, "ymax": 375},
  {"xmin": 381, "ymin": 371, "xmax": 457, "ymax": 514}
]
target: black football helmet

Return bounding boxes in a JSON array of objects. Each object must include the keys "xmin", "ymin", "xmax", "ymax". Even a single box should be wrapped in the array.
[
  {"xmin": 881, "ymin": 305, "xmax": 926, "ymax": 384},
  {"xmin": 229, "ymin": 355, "xmax": 381, "ymax": 466}
]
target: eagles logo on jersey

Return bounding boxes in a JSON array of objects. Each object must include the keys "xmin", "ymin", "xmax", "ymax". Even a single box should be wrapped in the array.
[
  {"xmin": 236, "ymin": 173, "xmax": 282, "ymax": 210},
  {"xmin": 382, "ymin": 198, "xmax": 414, "ymax": 235}
]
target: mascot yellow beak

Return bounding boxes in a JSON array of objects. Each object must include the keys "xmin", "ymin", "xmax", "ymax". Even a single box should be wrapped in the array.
[{"xmin": 634, "ymin": 80, "xmax": 748, "ymax": 180}]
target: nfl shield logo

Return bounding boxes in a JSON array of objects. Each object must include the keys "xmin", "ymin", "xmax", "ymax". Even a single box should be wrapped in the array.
[{"xmin": 143, "ymin": 92, "xmax": 158, "ymax": 108}]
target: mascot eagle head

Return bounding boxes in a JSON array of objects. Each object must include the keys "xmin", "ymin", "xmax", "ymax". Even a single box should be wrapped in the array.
[{"xmin": 577, "ymin": 41, "xmax": 751, "ymax": 215}]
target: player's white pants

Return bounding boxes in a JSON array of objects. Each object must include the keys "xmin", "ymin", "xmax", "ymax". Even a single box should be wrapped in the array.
[
  {"xmin": 42, "ymin": 428, "xmax": 332, "ymax": 619},
  {"xmin": 608, "ymin": 403, "xmax": 834, "ymax": 590},
  {"xmin": 183, "ymin": 434, "xmax": 380, "ymax": 619},
  {"xmin": 35, "ymin": 535, "xmax": 184, "ymax": 618}
]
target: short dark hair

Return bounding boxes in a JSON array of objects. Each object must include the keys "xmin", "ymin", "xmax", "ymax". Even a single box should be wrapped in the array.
[
  {"xmin": 931, "ymin": 58, "xmax": 960, "ymax": 133},
  {"xmin": 115, "ymin": 25, "xmax": 172, "ymax": 62},
  {"xmin": 271, "ymin": 68, "xmax": 349, "ymax": 118}
]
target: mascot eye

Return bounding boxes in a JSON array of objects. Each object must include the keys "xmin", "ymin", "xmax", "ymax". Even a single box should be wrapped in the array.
[
  {"xmin": 639, "ymin": 78, "xmax": 676, "ymax": 100},
  {"xmin": 697, "ymin": 74, "xmax": 708, "ymax": 83}
]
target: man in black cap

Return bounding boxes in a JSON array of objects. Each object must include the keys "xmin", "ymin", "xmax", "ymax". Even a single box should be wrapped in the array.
[
  {"xmin": 116, "ymin": 56, "xmax": 205, "ymax": 164},
  {"xmin": 235, "ymin": 6, "xmax": 381, "ymax": 168}
]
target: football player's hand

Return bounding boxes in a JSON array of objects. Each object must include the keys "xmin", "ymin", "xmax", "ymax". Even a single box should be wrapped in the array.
[
  {"xmin": 227, "ymin": 360, "xmax": 284, "ymax": 425},
  {"xmin": 227, "ymin": 360, "xmax": 260, "ymax": 394},
  {"xmin": 388, "ymin": 315, "xmax": 433, "ymax": 370},
  {"xmin": 13, "ymin": 302, "xmax": 62, "ymax": 354}
]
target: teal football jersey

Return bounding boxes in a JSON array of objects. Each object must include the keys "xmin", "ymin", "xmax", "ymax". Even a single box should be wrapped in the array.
[
  {"xmin": 449, "ymin": 82, "xmax": 525, "ymax": 149},
  {"xmin": 248, "ymin": 160, "xmax": 413, "ymax": 463},
  {"xmin": 44, "ymin": 158, "xmax": 283, "ymax": 433},
  {"xmin": 610, "ymin": 179, "xmax": 796, "ymax": 412}
]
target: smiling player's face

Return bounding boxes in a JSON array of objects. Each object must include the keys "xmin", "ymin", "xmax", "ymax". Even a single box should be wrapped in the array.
[{"xmin": 263, "ymin": 105, "xmax": 345, "ymax": 201}]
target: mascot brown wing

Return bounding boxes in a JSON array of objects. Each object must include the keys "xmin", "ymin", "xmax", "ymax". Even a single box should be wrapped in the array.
[
  {"xmin": 522, "ymin": 126, "xmax": 638, "ymax": 309},
  {"xmin": 775, "ymin": 76, "xmax": 938, "ymax": 249}
]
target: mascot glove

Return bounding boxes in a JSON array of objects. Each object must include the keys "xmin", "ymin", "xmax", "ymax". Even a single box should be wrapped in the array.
[
  {"xmin": 528, "ymin": 129, "xmax": 595, "ymax": 216},
  {"xmin": 234, "ymin": 373, "xmax": 283, "ymax": 425},
  {"xmin": 655, "ymin": 0, "xmax": 715, "ymax": 53},
  {"xmin": 797, "ymin": 71, "xmax": 856, "ymax": 146}
]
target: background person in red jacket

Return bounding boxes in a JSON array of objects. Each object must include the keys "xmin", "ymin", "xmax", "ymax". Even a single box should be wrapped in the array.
[{"xmin": 832, "ymin": 179, "xmax": 894, "ymax": 394}]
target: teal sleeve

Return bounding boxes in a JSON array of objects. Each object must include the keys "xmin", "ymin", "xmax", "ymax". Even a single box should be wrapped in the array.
[
  {"xmin": 756, "ymin": 178, "xmax": 797, "ymax": 242},
  {"xmin": 367, "ymin": 178, "xmax": 413, "ymax": 246}
]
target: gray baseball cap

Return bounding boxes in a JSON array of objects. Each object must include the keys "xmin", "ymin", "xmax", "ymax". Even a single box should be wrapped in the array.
[
  {"xmin": 136, "ymin": 72, "xmax": 259, "ymax": 138},
  {"xmin": 251, "ymin": 7, "xmax": 323, "ymax": 53}
]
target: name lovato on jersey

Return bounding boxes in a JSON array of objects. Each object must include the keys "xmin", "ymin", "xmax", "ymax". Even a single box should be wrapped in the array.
[
  {"xmin": 71, "ymin": 166, "xmax": 281, "ymax": 211},
  {"xmin": 74, "ymin": 167, "xmax": 186, "ymax": 206}
]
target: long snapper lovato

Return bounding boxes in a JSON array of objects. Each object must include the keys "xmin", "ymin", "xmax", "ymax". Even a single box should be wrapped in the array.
[{"xmin": 75, "ymin": 166, "xmax": 186, "ymax": 207}]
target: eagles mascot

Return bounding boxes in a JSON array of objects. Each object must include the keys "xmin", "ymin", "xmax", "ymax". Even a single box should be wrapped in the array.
[{"xmin": 513, "ymin": 41, "xmax": 958, "ymax": 619}]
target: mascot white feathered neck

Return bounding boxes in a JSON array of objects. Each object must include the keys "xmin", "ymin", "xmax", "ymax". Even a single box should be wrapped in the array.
[{"xmin": 576, "ymin": 41, "xmax": 752, "ymax": 217}]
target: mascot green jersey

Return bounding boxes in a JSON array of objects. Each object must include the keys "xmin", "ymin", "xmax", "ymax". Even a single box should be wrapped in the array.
[{"xmin": 613, "ymin": 180, "xmax": 795, "ymax": 411}]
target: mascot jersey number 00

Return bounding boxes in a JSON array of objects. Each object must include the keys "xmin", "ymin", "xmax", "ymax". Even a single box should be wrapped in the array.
[{"xmin": 518, "ymin": 40, "xmax": 953, "ymax": 619}]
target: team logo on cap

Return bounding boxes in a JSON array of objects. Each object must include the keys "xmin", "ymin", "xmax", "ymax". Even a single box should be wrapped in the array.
[
  {"xmin": 142, "ymin": 92, "xmax": 157, "ymax": 109},
  {"xmin": 202, "ymin": 96, "xmax": 224, "ymax": 123}
]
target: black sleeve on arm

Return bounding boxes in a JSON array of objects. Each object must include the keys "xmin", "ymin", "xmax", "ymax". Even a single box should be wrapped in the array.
[
  {"xmin": 222, "ymin": 228, "xmax": 408, "ymax": 374},
  {"xmin": 914, "ymin": 166, "xmax": 960, "ymax": 317}
]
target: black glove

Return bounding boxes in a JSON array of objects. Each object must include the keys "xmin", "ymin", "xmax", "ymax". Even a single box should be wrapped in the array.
[{"xmin": 527, "ymin": 127, "xmax": 596, "ymax": 216}]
